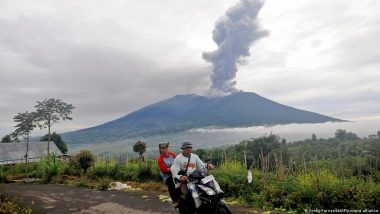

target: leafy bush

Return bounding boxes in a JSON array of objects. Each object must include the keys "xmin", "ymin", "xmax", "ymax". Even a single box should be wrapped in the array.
[
  {"xmin": 74, "ymin": 150, "xmax": 95, "ymax": 174},
  {"xmin": 60, "ymin": 151, "xmax": 95, "ymax": 176},
  {"xmin": 97, "ymin": 178, "xmax": 111, "ymax": 190},
  {"xmin": 61, "ymin": 159, "xmax": 82, "ymax": 176}
]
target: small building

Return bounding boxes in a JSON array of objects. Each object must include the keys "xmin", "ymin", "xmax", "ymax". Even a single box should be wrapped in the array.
[{"xmin": 0, "ymin": 141, "xmax": 62, "ymax": 165}]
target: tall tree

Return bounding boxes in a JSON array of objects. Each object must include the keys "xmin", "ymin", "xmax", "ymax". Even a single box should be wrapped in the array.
[
  {"xmin": 40, "ymin": 132, "xmax": 68, "ymax": 154},
  {"xmin": 1, "ymin": 134, "xmax": 20, "ymax": 143},
  {"xmin": 335, "ymin": 129, "xmax": 360, "ymax": 141},
  {"xmin": 311, "ymin": 133, "xmax": 317, "ymax": 141},
  {"xmin": 133, "ymin": 140, "xmax": 147, "ymax": 162},
  {"xmin": 1, "ymin": 135, "xmax": 12, "ymax": 143},
  {"xmin": 12, "ymin": 111, "xmax": 37, "ymax": 163},
  {"xmin": 34, "ymin": 98, "xmax": 75, "ymax": 153}
]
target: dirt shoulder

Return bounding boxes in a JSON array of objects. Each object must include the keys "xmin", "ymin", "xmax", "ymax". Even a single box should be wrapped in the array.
[{"xmin": 0, "ymin": 183, "xmax": 262, "ymax": 214}]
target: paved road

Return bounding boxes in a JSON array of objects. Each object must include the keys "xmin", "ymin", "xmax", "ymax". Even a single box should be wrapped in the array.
[{"xmin": 0, "ymin": 183, "xmax": 260, "ymax": 214}]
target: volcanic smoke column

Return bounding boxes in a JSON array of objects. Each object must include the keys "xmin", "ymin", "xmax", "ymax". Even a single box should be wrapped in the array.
[{"xmin": 203, "ymin": 0, "xmax": 269, "ymax": 94}]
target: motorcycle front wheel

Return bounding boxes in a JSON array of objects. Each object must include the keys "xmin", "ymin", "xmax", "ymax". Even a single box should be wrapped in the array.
[
  {"xmin": 178, "ymin": 197, "xmax": 196, "ymax": 214},
  {"xmin": 212, "ymin": 200, "xmax": 232, "ymax": 214}
]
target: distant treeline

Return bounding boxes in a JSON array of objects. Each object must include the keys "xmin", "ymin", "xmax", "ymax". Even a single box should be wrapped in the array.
[
  {"xmin": 188, "ymin": 129, "xmax": 380, "ymax": 210},
  {"xmin": 194, "ymin": 129, "xmax": 380, "ymax": 180}
]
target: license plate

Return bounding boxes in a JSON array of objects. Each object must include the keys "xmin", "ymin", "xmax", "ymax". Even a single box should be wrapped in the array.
[{"xmin": 201, "ymin": 175, "xmax": 214, "ymax": 184}]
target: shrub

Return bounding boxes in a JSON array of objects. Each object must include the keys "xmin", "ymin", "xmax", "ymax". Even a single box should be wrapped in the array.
[
  {"xmin": 74, "ymin": 176, "xmax": 94, "ymax": 188},
  {"xmin": 61, "ymin": 159, "xmax": 82, "ymax": 176},
  {"xmin": 0, "ymin": 193, "xmax": 32, "ymax": 214},
  {"xmin": 97, "ymin": 178, "xmax": 111, "ymax": 190},
  {"xmin": 74, "ymin": 150, "xmax": 95, "ymax": 174},
  {"xmin": 0, "ymin": 172, "xmax": 8, "ymax": 183},
  {"xmin": 0, "ymin": 166, "xmax": 8, "ymax": 183}
]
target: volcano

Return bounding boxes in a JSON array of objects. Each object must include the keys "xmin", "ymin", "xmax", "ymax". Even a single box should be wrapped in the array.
[{"xmin": 62, "ymin": 92, "xmax": 344, "ymax": 144}]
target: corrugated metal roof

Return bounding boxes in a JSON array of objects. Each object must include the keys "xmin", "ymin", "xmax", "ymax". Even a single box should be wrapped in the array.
[{"xmin": 0, "ymin": 141, "xmax": 62, "ymax": 165}]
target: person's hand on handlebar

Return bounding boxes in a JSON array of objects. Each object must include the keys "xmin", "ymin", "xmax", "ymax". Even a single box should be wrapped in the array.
[
  {"xmin": 180, "ymin": 175, "xmax": 188, "ymax": 181},
  {"xmin": 207, "ymin": 163, "xmax": 215, "ymax": 170}
]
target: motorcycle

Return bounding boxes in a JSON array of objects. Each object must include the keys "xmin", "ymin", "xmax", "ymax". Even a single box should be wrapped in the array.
[{"xmin": 176, "ymin": 169, "xmax": 232, "ymax": 214}]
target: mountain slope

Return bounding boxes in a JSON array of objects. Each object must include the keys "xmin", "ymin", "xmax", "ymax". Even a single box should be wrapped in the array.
[{"xmin": 62, "ymin": 92, "xmax": 344, "ymax": 144}]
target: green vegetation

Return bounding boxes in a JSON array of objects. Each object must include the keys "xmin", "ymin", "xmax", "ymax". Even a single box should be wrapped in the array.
[
  {"xmin": 0, "ymin": 97, "xmax": 74, "ymax": 152},
  {"xmin": 12, "ymin": 111, "xmax": 37, "ymax": 165},
  {"xmin": 1, "ymin": 134, "xmax": 19, "ymax": 143},
  {"xmin": 40, "ymin": 132, "xmax": 68, "ymax": 154},
  {"xmin": 0, "ymin": 193, "xmax": 32, "ymax": 214},
  {"xmin": 73, "ymin": 150, "xmax": 95, "ymax": 174},
  {"xmin": 41, "ymin": 153, "xmax": 61, "ymax": 183},
  {"xmin": 133, "ymin": 140, "xmax": 147, "ymax": 162},
  {"xmin": 34, "ymin": 98, "xmax": 75, "ymax": 153},
  {"xmin": 0, "ymin": 130, "xmax": 379, "ymax": 213},
  {"xmin": 1, "ymin": 135, "xmax": 12, "ymax": 143},
  {"xmin": 97, "ymin": 178, "xmax": 112, "ymax": 190},
  {"xmin": 193, "ymin": 130, "xmax": 380, "ymax": 211}
]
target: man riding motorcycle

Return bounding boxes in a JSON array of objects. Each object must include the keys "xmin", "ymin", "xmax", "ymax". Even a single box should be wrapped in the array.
[
  {"xmin": 170, "ymin": 141, "xmax": 231, "ymax": 214},
  {"xmin": 171, "ymin": 141, "xmax": 215, "ymax": 199}
]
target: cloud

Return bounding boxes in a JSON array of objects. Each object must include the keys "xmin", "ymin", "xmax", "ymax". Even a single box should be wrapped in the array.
[
  {"xmin": 0, "ymin": 0, "xmax": 379, "ymax": 137},
  {"xmin": 236, "ymin": 0, "xmax": 380, "ymax": 119},
  {"xmin": 0, "ymin": 3, "xmax": 212, "ymax": 136}
]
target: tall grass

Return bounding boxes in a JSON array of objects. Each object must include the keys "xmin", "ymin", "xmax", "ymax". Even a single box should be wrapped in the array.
[
  {"xmin": 206, "ymin": 157, "xmax": 380, "ymax": 211},
  {"xmin": 89, "ymin": 157, "xmax": 119, "ymax": 178},
  {"xmin": 265, "ymin": 170, "xmax": 380, "ymax": 211},
  {"xmin": 113, "ymin": 160, "xmax": 161, "ymax": 182},
  {"xmin": 40, "ymin": 153, "xmax": 61, "ymax": 183},
  {"xmin": 0, "ymin": 162, "xmax": 39, "ymax": 182}
]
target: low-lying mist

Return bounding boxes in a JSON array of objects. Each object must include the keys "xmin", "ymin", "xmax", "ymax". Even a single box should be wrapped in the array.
[{"xmin": 67, "ymin": 117, "xmax": 380, "ymax": 157}]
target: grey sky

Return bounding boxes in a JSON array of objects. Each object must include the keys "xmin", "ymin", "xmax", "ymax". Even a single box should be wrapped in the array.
[{"xmin": 1, "ymin": 0, "xmax": 379, "ymax": 137}]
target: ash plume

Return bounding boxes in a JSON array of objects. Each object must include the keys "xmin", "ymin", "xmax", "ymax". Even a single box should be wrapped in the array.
[{"xmin": 203, "ymin": 0, "xmax": 269, "ymax": 94}]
